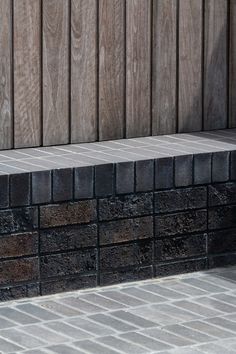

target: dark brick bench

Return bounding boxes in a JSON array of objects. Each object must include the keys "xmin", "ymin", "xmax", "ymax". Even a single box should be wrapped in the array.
[{"xmin": 0, "ymin": 129, "xmax": 236, "ymax": 301}]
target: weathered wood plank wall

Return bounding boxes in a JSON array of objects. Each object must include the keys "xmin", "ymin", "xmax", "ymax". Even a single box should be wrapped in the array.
[{"xmin": 0, "ymin": 0, "xmax": 234, "ymax": 150}]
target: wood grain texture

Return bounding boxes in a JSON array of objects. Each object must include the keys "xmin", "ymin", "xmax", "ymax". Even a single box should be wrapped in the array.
[
  {"xmin": 71, "ymin": 0, "xmax": 97, "ymax": 143},
  {"xmin": 0, "ymin": 0, "xmax": 12, "ymax": 149},
  {"xmin": 43, "ymin": 0, "xmax": 69, "ymax": 145},
  {"xmin": 14, "ymin": 0, "xmax": 41, "ymax": 148},
  {"xmin": 204, "ymin": 0, "xmax": 228, "ymax": 130},
  {"xmin": 152, "ymin": 0, "xmax": 177, "ymax": 135},
  {"xmin": 99, "ymin": 0, "xmax": 125, "ymax": 140},
  {"xmin": 126, "ymin": 0, "xmax": 151, "ymax": 138},
  {"xmin": 178, "ymin": 0, "xmax": 202, "ymax": 132},
  {"xmin": 229, "ymin": 0, "xmax": 236, "ymax": 128}
]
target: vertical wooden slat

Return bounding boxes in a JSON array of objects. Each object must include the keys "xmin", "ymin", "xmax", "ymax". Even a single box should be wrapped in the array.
[
  {"xmin": 152, "ymin": 0, "xmax": 177, "ymax": 135},
  {"xmin": 99, "ymin": 0, "xmax": 125, "ymax": 141},
  {"xmin": 14, "ymin": 0, "xmax": 41, "ymax": 148},
  {"xmin": 126, "ymin": 0, "xmax": 151, "ymax": 138},
  {"xmin": 178, "ymin": 0, "xmax": 202, "ymax": 132},
  {"xmin": 43, "ymin": 0, "xmax": 69, "ymax": 146},
  {"xmin": 229, "ymin": 0, "xmax": 236, "ymax": 128},
  {"xmin": 204, "ymin": 0, "xmax": 227, "ymax": 130},
  {"xmin": 0, "ymin": 0, "xmax": 12, "ymax": 150},
  {"xmin": 71, "ymin": 0, "xmax": 97, "ymax": 143}
]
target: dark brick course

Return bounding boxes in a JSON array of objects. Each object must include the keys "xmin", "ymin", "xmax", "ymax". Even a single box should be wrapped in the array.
[
  {"xmin": 10, "ymin": 173, "xmax": 31, "ymax": 207},
  {"xmin": 40, "ymin": 200, "xmax": 97, "ymax": 228},
  {"xmin": 155, "ymin": 187, "xmax": 207, "ymax": 214},
  {"xmin": 99, "ymin": 193, "xmax": 153, "ymax": 221},
  {"xmin": 155, "ymin": 234, "xmax": 207, "ymax": 262},
  {"xmin": 0, "ymin": 175, "xmax": 9, "ymax": 209},
  {"xmin": 99, "ymin": 216, "xmax": 153, "ymax": 245},
  {"xmin": 155, "ymin": 210, "xmax": 207, "ymax": 237},
  {"xmin": 0, "ymin": 149, "xmax": 236, "ymax": 301}
]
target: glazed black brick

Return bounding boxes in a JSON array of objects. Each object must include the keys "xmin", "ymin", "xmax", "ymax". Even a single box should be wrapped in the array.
[
  {"xmin": 0, "ymin": 284, "xmax": 40, "ymax": 302},
  {"xmin": 175, "ymin": 155, "xmax": 193, "ymax": 187},
  {"xmin": 40, "ymin": 200, "xmax": 97, "ymax": 228},
  {"xmin": 116, "ymin": 162, "xmax": 134, "ymax": 194},
  {"xmin": 100, "ymin": 266, "xmax": 153, "ymax": 286},
  {"xmin": 208, "ymin": 205, "xmax": 236, "ymax": 230},
  {"xmin": 155, "ymin": 234, "xmax": 207, "ymax": 262},
  {"xmin": 0, "ymin": 175, "xmax": 9, "ymax": 209},
  {"xmin": 10, "ymin": 173, "xmax": 31, "ymax": 207},
  {"xmin": 74, "ymin": 166, "xmax": 94, "ymax": 199},
  {"xmin": 0, "ymin": 207, "xmax": 38, "ymax": 235},
  {"xmin": 99, "ymin": 193, "xmax": 153, "ymax": 221},
  {"xmin": 212, "ymin": 151, "xmax": 229, "ymax": 182},
  {"xmin": 100, "ymin": 240, "xmax": 153, "ymax": 271},
  {"xmin": 0, "ymin": 232, "xmax": 38, "ymax": 259},
  {"xmin": 155, "ymin": 157, "xmax": 173, "ymax": 190},
  {"xmin": 0, "ymin": 258, "xmax": 39, "ymax": 286},
  {"xmin": 208, "ymin": 182, "xmax": 236, "ymax": 206},
  {"xmin": 53, "ymin": 168, "xmax": 73, "ymax": 202},
  {"xmin": 95, "ymin": 164, "xmax": 114, "ymax": 197},
  {"xmin": 99, "ymin": 216, "xmax": 153, "ymax": 246},
  {"xmin": 32, "ymin": 170, "xmax": 51, "ymax": 205},
  {"xmin": 40, "ymin": 224, "xmax": 97, "ymax": 253},
  {"xmin": 41, "ymin": 274, "xmax": 97, "ymax": 296},
  {"xmin": 230, "ymin": 151, "xmax": 236, "ymax": 180},
  {"xmin": 155, "ymin": 209, "xmax": 207, "ymax": 238},
  {"xmin": 193, "ymin": 153, "xmax": 212, "ymax": 185},
  {"xmin": 155, "ymin": 186, "xmax": 207, "ymax": 214},
  {"xmin": 208, "ymin": 229, "xmax": 236, "ymax": 254},
  {"xmin": 135, "ymin": 159, "xmax": 154, "ymax": 192},
  {"xmin": 155, "ymin": 258, "xmax": 207, "ymax": 277},
  {"xmin": 40, "ymin": 250, "xmax": 97, "ymax": 279}
]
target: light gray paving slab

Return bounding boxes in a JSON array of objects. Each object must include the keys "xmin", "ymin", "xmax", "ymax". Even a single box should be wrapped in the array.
[
  {"xmin": 58, "ymin": 296, "xmax": 106, "ymax": 313},
  {"xmin": 0, "ymin": 328, "xmax": 46, "ymax": 349},
  {"xmin": 141, "ymin": 284, "xmax": 187, "ymax": 300},
  {"xmin": 120, "ymin": 332, "xmax": 173, "ymax": 351},
  {"xmin": 74, "ymin": 339, "xmax": 121, "ymax": 354},
  {"xmin": 182, "ymin": 320, "xmax": 236, "ymax": 339},
  {"xmin": 195, "ymin": 342, "xmax": 236, "ymax": 354},
  {"xmin": 96, "ymin": 335, "xmax": 147, "ymax": 354},
  {"xmin": 120, "ymin": 286, "xmax": 167, "ymax": 303},
  {"xmin": 142, "ymin": 327, "xmax": 195, "ymax": 347},
  {"xmin": 88, "ymin": 313, "xmax": 138, "ymax": 332},
  {"xmin": 66, "ymin": 317, "xmax": 117, "ymax": 336},
  {"xmin": 0, "ymin": 266, "xmax": 236, "ymax": 353},
  {"xmin": 163, "ymin": 324, "xmax": 215, "ymax": 343}
]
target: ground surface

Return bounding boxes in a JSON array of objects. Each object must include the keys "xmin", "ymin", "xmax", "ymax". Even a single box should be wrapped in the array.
[{"xmin": 1, "ymin": 267, "xmax": 236, "ymax": 353}]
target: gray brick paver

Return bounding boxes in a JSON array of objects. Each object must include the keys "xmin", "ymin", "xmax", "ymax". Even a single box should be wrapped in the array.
[{"xmin": 0, "ymin": 267, "xmax": 236, "ymax": 353}]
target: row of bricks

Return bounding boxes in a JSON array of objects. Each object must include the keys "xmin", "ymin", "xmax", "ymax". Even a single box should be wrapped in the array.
[
  {"xmin": 1, "ymin": 183, "xmax": 236, "ymax": 234},
  {"xmin": 0, "ymin": 222, "xmax": 234, "ymax": 261},
  {"xmin": 0, "ymin": 151, "xmax": 235, "ymax": 209}
]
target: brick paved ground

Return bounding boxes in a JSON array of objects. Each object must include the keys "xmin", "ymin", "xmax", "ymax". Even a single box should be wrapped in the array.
[{"xmin": 0, "ymin": 266, "xmax": 236, "ymax": 353}]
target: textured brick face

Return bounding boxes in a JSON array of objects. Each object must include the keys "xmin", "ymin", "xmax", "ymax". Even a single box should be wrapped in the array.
[
  {"xmin": 100, "ymin": 241, "xmax": 153, "ymax": 271},
  {"xmin": 0, "ymin": 258, "xmax": 39, "ymax": 285},
  {"xmin": 155, "ymin": 187, "xmax": 207, "ymax": 213},
  {"xmin": 40, "ymin": 250, "xmax": 97, "ymax": 279},
  {"xmin": 40, "ymin": 200, "xmax": 97, "ymax": 228},
  {"xmin": 99, "ymin": 216, "xmax": 153, "ymax": 245},
  {"xmin": 208, "ymin": 182, "xmax": 236, "ymax": 206},
  {"xmin": 0, "ymin": 147, "xmax": 236, "ymax": 301},
  {"xmin": 155, "ymin": 234, "xmax": 207, "ymax": 261},
  {"xmin": 208, "ymin": 205, "xmax": 236, "ymax": 230},
  {"xmin": 99, "ymin": 193, "xmax": 153, "ymax": 221},
  {"xmin": 0, "ymin": 232, "xmax": 38, "ymax": 259},
  {"xmin": 0, "ymin": 207, "xmax": 38, "ymax": 235},
  {"xmin": 40, "ymin": 224, "xmax": 97, "ymax": 253},
  {"xmin": 155, "ymin": 210, "xmax": 207, "ymax": 237}
]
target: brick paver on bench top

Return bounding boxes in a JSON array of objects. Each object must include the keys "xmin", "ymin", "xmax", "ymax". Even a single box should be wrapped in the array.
[{"xmin": 0, "ymin": 267, "xmax": 236, "ymax": 353}]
